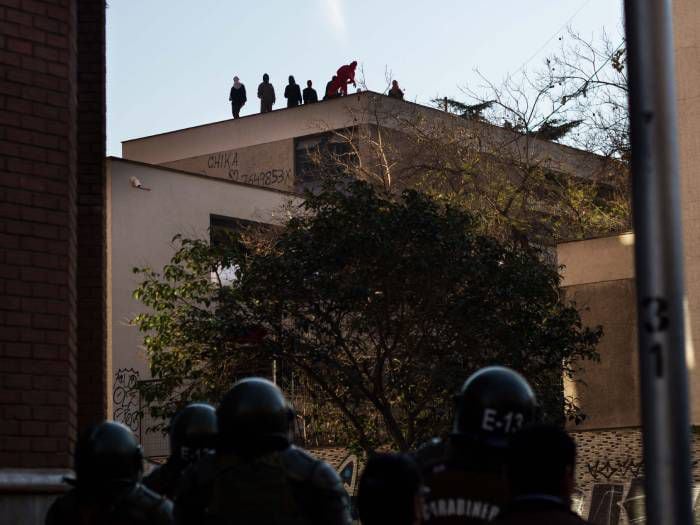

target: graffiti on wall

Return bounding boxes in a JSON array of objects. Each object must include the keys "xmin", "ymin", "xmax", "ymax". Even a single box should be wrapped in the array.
[
  {"xmin": 576, "ymin": 454, "xmax": 700, "ymax": 525},
  {"xmin": 207, "ymin": 151, "xmax": 238, "ymax": 170},
  {"xmin": 204, "ymin": 150, "xmax": 293, "ymax": 188},
  {"xmin": 586, "ymin": 459, "xmax": 645, "ymax": 481},
  {"xmin": 337, "ymin": 454, "xmax": 359, "ymax": 496},
  {"xmin": 113, "ymin": 368, "xmax": 141, "ymax": 433},
  {"xmin": 229, "ymin": 168, "xmax": 293, "ymax": 187}
]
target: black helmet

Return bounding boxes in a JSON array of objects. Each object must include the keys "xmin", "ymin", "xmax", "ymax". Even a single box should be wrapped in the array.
[
  {"xmin": 217, "ymin": 377, "xmax": 294, "ymax": 455},
  {"xmin": 169, "ymin": 403, "xmax": 218, "ymax": 462},
  {"xmin": 453, "ymin": 366, "xmax": 536, "ymax": 448},
  {"xmin": 74, "ymin": 421, "xmax": 143, "ymax": 485}
]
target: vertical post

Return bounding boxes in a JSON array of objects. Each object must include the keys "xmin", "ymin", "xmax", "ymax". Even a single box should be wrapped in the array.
[
  {"xmin": 624, "ymin": 1, "xmax": 693, "ymax": 524},
  {"xmin": 444, "ymin": 96, "xmax": 448, "ymax": 112}
]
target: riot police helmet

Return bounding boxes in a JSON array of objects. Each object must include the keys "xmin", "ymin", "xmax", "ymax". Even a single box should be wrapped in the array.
[
  {"xmin": 74, "ymin": 421, "xmax": 144, "ymax": 485},
  {"xmin": 169, "ymin": 403, "xmax": 218, "ymax": 461},
  {"xmin": 217, "ymin": 377, "xmax": 294, "ymax": 455},
  {"xmin": 453, "ymin": 366, "xmax": 536, "ymax": 448}
]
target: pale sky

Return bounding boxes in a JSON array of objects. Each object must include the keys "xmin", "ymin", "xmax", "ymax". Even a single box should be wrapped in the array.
[{"xmin": 106, "ymin": 0, "xmax": 624, "ymax": 156}]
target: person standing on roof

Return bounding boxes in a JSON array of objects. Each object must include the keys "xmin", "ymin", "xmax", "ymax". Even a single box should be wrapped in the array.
[
  {"xmin": 303, "ymin": 80, "xmax": 318, "ymax": 104},
  {"xmin": 336, "ymin": 61, "xmax": 358, "ymax": 96},
  {"xmin": 388, "ymin": 80, "xmax": 404, "ymax": 100},
  {"xmin": 284, "ymin": 76, "xmax": 303, "ymax": 108},
  {"xmin": 324, "ymin": 75, "xmax": 340, "ymax": 100},
  {"xmin": 229, "ymin": 76, "xmax": 247, "ymax": 118},
  {"xmin": 257, "ymin": 73, "xmax": 276, "ymax": 113}
]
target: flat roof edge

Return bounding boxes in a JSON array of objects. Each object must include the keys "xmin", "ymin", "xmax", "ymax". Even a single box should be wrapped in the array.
[
  {"xmin": 556, "ymin": 230, "xmax": 634, "ymax": 247},
  {"xmin": 120, "ymin": 91, "xmax": 385, "ymax": 144}
]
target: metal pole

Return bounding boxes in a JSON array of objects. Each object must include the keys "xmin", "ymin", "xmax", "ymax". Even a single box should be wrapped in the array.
[{"xmin": 624, "ymin": 1, "xmax": 693, "ymax": 524}]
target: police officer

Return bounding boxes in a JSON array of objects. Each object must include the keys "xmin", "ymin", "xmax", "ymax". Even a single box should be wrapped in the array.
[
  {"xmin": 143, "ymin": 403, "xmax": 217, "ymax": 499},
  {"xmin": 175, "ymin": 377, "xmax": 352, "ymax": 525},
  {"xmin": 415, "ymin": 366, "xmax": 537, "ymax": 525},
  {"xmin": 45, "ymin": 421, "xmax": 173, "ymax": 525}
]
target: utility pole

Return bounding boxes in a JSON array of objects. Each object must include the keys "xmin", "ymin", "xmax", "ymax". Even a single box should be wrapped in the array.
[{"xmin": 624, "ymin": 1, "xmax": 693, "ymax": 524}]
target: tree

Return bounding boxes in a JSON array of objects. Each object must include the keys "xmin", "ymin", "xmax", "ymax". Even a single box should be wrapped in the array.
[
  {"xmin": 133, "ymin": 182, "xmax": 600, "ymax": 453},
  {"xmin": 396, "ymin": 30, "xmax": 630, "ymax": 243},
  {"xmin": 301, "ymin": 32, "xmax": 630, "ymax": 247}
]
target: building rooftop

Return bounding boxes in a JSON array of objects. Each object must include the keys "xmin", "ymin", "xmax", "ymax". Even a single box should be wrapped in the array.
[{"xmin": 121, "ymin": 91, "xmax": 613, "ymax": 185}]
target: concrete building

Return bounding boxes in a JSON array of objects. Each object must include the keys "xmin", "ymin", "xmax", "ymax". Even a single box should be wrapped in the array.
[
  {"xmin": 551, "ymin": 3, "xmax": 700, "ymax": 522},
  {"xmin": 104, "ymin": 90, "xmax": 615, "ymax": 487},
  {"xmin": 106, "ymin": 158, "xmax": 297, "ymax": 456},
  {"xmin": 2, "ymin": 1, "xmax": 698, "ymax": 523}
]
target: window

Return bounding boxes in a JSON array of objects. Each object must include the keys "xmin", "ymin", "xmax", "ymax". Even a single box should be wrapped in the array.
[
  {"xmin": 209, "ymin": 214, "xmax": 261, "ymax": 285},
  {"xmin": 295, "ymin": 132, "xmax": 356, "ymax": 192},
  {"xmin": 210, "ymin": 214, "xmax": 260, "ymax": 247}
]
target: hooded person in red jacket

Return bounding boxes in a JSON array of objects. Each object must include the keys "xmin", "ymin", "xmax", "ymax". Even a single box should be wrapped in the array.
[{"xmin": 336, "ymin": 61, "xmax": 358, "ymax": 96}]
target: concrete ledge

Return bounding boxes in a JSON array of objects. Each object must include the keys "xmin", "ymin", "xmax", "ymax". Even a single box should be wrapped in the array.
[{"xmin": 0, "ymin": 469, "xmax": 71, "ymax": 494}]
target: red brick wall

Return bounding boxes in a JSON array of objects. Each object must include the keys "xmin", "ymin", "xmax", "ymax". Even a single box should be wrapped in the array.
[
  {"xmin": 0, "ymin": 0, "xmax": 106, "ymax": 469},
  {"xmin": 76, "ymin": 0, "xmax": 107, "ymax": 430}
]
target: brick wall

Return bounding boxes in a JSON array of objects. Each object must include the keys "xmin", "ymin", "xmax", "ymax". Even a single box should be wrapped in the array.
[
  {"xmin": 568, "ymin": 429, "xmax": 700, "ymax": 523},
  {"xmin": 0, "ymin": 0, "xmax": 79, "ymax": 469},
  {"xmin": 75, "ymin": 0, "xmax": 106, "ymax": 429},
  {"xmin": 0, "ymin": 0, "xmax": 106, "ymax": 470}
]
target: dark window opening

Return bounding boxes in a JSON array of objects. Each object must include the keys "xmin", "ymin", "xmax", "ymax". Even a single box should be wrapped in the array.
[
  {"xmin": 294, "ymin": 131, "xmax": 357, "ymax": 193},
  {"xmin": 210, "ymin": 214, "xmax": 261, "ymax": 247}
]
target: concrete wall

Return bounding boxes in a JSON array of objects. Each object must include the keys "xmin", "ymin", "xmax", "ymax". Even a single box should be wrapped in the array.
[
  {"xmin": 121, "ymin": 94, "xmax": 365, "ymax": 164},
  {"xmin": 106, "ymin": 158, "xmax": 298, "ymax": 454},
  {"xmin": 162, "ymin": 138, "xmax": 295, "ymax": 192},
  {"xmin": 122, "ymin": 92, "xmax": 613, "ymax": 187},
  {"xmin": 558, "ymin": 233, "xmax": 640, "ymax": 430}
]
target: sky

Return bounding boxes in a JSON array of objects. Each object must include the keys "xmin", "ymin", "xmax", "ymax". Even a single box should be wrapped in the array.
[{"xmin": 106, "ymin": 0, "xmax": 624, "ymax": 156}]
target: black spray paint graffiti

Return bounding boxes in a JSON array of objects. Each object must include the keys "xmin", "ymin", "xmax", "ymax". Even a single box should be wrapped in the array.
[
  {"xmin": 113, "ymin": 368, "xmax": 140, "ymax": 433},
  {"xmin": 205, "ymin": 149, "xmax": 292, "ymax": 187},
  {"xmin": 227, "ymin": 168, "xmax": 293, "ymax": 187},
  {"xmin": 587, "ymin": 459, "xmax": 645, "ymax": 481},
  {"xmin": 208, "ymin": 151, "xmax": 238, "ymax": 170}
]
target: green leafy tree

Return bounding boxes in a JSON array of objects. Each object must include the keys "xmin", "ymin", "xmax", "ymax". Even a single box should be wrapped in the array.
[{"xmin": 133, "ymin": 182, "xmax": 600, "ymax": 452}]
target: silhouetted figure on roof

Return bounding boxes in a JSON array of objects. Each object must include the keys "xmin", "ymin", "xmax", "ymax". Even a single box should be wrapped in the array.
[
  {"xmin": 229, "ymin": 76, "xmax": 247, "ymax": 118},
  {"xmin": 284, "ymin": 76, "xmax": 303, "ymax": 108},
  {"xmin": 257, "ymin": 73, "xmax": 276, "ymax": 113},
  {"xmin": 388, "ymin": 80, "xmax": 404, "ymax": 100},
  {"xmin": 324, "ymin": 75, "xmax": 340, "ymax": 100},
  {"xmin": 336, "ymin": 61, "xmax": 358, "ymax": 96},
  {"xmin": 303, "ymin": 80, "xmax": 318, "ymax": 104}
]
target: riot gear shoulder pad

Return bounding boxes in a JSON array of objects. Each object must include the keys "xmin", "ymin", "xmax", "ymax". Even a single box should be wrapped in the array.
[
  {"xmin": 125, "ymin": 484, "xmax": 174, "ymax": 524},
  {"xmin": 45, "ymin": 484, "xmax": 173, "ymax": 525},
  {"xmin": 280, "ymin": 446, "xmax": 345, "ymax": 490},
  {"xmin": 309, "ymin": 459, "xmax": 345, "ymax": 492},
  {"xmin": 279, "ymin": 445, "xmax": 318, "ymax": 481}
]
